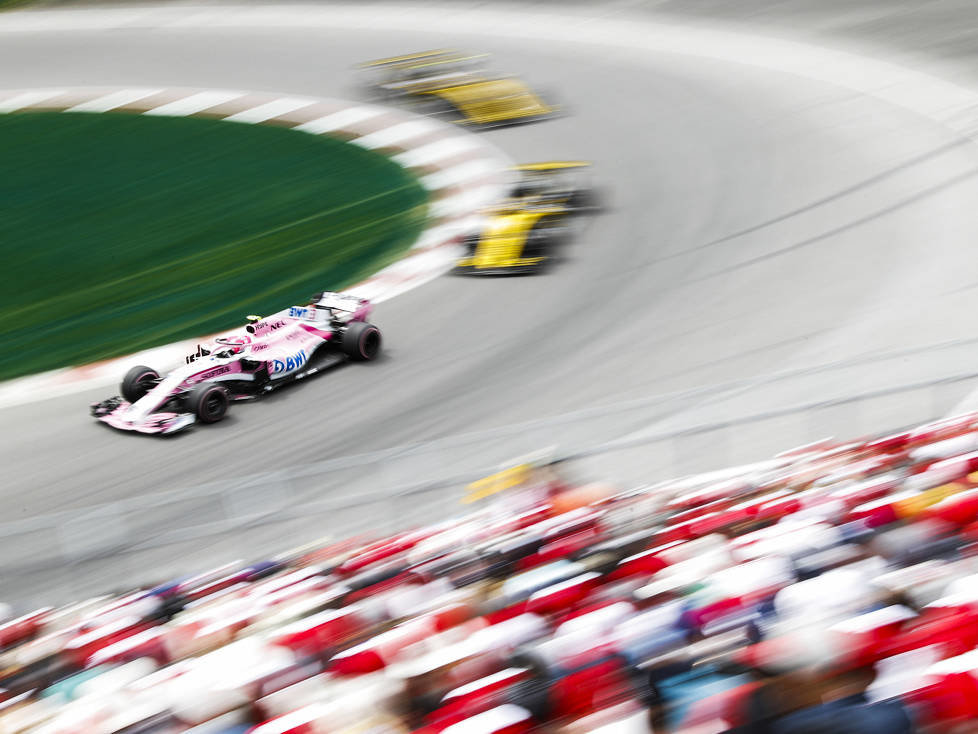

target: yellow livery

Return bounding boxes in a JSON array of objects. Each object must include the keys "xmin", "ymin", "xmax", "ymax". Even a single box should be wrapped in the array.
[
  {"xmin": 361, "ymin": 49, "xmax": 556, "ymax": 127},
  {"xmin": 454, "ymin": 162, "xmax": 599, "ymax": 275}
]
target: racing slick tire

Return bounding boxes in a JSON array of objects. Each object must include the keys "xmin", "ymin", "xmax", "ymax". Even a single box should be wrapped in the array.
[
  {"xmin": 121, "ymin": 365, "xmax": 160, "ymax": 403},
  {"xmin": 187, "ymin": 382, "xmax": 230, "ymax": 424},
  {"xmin": 342, "ymin": 321, "xmax": 382, "ymax": 361}
]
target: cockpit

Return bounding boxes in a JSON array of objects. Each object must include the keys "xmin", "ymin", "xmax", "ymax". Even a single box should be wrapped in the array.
[{"xmin": 212, "ymin": 336, "xmax": 252, "ymax": 359}]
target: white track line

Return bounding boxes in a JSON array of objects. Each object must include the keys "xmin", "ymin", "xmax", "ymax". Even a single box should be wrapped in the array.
[
  {"xmin": 143, "ymin": 90, "xmax": 244, "ymax": 117},
  {"xmin": 0, "ymin": 89, "xmax": 64, "ymax": 112},
  {"xmin": 293, "ymin": 106, "xmax": 387, "ymax": 134},
  {"xmin": 223, "ymin": 96, "xmax": 318, "ymax": 123},
  {"xmin": 67, "ymin": 88, "xmax": 162, "ymax": 113}
]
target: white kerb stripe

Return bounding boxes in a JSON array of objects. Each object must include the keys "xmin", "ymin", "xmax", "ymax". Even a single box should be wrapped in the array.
[
  {"xmin": 431, "ymin": 185, "xmax": 506, "ymax": 218},
  {"xmin": 68, "ymin": 88, "xmax": 163, "ymax": 113},
  {"xmin": 394, "ymin": 136, "xmax": 483, "ymax": 167},
  {"xmin": 0, "ymin": 90, "xmax": 65, "ymax": 113},
  {"xmin": 421, "ymin": 159, "xmax": 500, "ymax": 190},
  {"xmin": 388, "ymin": 247, "xmax": 458, "ymax": 277},
  {"xmin": 411, "ymin": 218, "xmax": 480, "ymax": 250},
  {"xmin": 355, "ymin": 119, "xmax": 442, "ymax": 149},
  {"xmin": 293, "ymin": 106, "xmax": 386, "ymax": 134},
  {"xmin": 224, "ymin": 97, "xmax": 318, "ymax": 123},
  {"xmin": 143, "ymin": 91, "xmax": 244, "ymax": 117}
]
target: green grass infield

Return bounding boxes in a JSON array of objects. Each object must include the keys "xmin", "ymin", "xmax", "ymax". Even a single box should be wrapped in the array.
[{"xmin": 0, "ymin": 111, "xmax": 429, "ymax": 380}]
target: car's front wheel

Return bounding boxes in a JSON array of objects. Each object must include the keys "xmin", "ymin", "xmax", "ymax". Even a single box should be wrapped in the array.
[
  {"xmin": 186, "ymin": 382, "xmax": 229, "ymax": 424},
  {"xmin": 121, "ymin": 365, "xmax": 160, "ymax": 403}
]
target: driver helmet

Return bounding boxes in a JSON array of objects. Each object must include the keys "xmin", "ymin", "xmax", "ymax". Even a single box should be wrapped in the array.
[{"xmin": 220, "ymin": 335, "xmax": 251, "ymax": 356}]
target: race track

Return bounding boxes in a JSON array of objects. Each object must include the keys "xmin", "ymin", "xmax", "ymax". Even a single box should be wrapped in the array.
[{"xmin": 4, "ymin": 3, "xmax": 978, "ymax": 604}]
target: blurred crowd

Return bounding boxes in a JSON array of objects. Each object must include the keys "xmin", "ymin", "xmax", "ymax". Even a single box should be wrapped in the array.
[{"xmin": 4, "ymin": 414, "xmax": 978, "ymax": 733}]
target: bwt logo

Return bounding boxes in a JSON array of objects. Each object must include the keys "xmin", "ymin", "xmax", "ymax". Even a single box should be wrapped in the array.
[{"xmin": 272, "ymin": 350, "xmax": 307, "ymax": 374}]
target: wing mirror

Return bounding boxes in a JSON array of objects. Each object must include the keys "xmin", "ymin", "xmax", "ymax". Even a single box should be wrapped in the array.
[{"xmin": 185, "ymin": 343, "xmax": 210, "ymax": 364}]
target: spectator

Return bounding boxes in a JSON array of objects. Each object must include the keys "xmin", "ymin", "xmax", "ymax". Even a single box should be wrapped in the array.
[
  {"xmin": 404, "ymin": 671, "xmax": 447, "ymax": 729},
  {"xmin": 771, "ymin": 665, "xmax": 915, "ymax": 734},
  {"xmin": 724, "ymin": 667, "xmax": 819, "ymax": 734},
  {"xmin": 507, "ymin": 650, "xmax": 553, "ymax": 722}
]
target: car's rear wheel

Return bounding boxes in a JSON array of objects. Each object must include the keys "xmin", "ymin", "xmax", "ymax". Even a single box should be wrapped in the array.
[
  {"xmin": 121, "ymin": 365, "xmax": 160, "ymax": 403},
  {"xmin": 342, "ymin": 321, "xmax": 382, "ymax": 361},
  {"xmin": 187, "ymin": 382, "xmax": 229, "ymax": 424}
]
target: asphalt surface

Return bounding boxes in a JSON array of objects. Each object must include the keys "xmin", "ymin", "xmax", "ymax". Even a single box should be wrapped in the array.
[{"xmin": 4, "ymin": 2, "xmax": 978, "ymax": 604}]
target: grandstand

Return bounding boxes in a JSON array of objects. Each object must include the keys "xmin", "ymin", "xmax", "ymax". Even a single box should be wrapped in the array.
[{"xmin": 2, "ymin": 413, "xmax": 978, "ymax": 732}]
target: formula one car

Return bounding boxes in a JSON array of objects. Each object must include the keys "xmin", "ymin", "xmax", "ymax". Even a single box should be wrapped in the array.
[
  {"xmin": 454, "ymin": 161, "xmax": 599, "ymax": 275},
  {"xmin": 360, "ymin": 49, "xmax": 556, "ymax": 127},
  {"xmin": 91, "ymin": 292, "xmax": 381, "ymax": 435}
]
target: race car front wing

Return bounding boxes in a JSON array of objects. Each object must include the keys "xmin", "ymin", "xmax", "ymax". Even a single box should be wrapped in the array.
[{"xmin": 91, "ymin": 397, "xmax": 196, "ymax": 435}]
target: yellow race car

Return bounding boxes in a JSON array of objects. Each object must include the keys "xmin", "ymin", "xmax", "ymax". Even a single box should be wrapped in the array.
[
  {"xmin": 454, "ymin": 162, "xmax": 599, "ymax": 276},
  {"xmin": 360, "ymin": 49, "xmax": 557, "ymax": 127}
]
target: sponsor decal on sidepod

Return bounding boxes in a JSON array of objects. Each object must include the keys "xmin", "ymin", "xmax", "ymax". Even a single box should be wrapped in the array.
[{"xmin": 272, "ymin": 350, "xmax": 307, "ymax": 375}]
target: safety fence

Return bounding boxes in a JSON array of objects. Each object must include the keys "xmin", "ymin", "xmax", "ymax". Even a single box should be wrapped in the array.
[{"xmin": 3, "ymin": 365, "xmax": 978, "ymax": 607}]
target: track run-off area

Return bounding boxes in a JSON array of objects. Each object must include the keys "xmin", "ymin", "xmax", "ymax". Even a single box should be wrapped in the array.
[{"xmin": 4, "ymin": 3, "xmax": 978, "ymax": 603}]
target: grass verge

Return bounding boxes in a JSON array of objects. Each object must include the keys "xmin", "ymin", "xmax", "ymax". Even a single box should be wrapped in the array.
[{"xmin": 0, "ymin": 111, "xmax": 429, "ymax": 379}]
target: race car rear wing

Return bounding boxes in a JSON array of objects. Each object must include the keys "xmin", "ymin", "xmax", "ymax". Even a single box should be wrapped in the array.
[{"xmin": 315, "ymin": 292, "xmax": 369, "ymax": 313}]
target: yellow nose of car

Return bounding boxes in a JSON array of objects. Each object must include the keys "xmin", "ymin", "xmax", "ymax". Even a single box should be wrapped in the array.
[
  {"xmin": 423, "ymin": 78, "xmax": 555, "ymax": 126},
  {"xmin": 455, "ymin": 207, "xmax": 564, "ymax": 275},
  {"xmin": 360, "ymin": 50, "xmax": 557, "ymax": 127},
  {"xmin": 453, "ymin": 161, "xmax": 599, "ymax": 276}
]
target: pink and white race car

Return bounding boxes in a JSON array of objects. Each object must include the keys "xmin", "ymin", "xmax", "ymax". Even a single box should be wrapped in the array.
[{"xmin": 90, "ymin": 291, "xmax": 382, "ymax": 435}]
